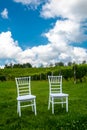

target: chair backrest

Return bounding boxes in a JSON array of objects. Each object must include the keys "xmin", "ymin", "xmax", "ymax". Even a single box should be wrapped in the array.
[
  {"xmin": 15, "ymin": 76, "xmax": 31, "ymax": 96},
  {"xmin": 48, "ymin": 76, "xmax": 62, "ymax": 94}
]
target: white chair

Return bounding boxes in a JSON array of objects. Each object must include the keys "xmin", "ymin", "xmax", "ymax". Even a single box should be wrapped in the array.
[
  {"xmin": 48, "ymin": 75, "xmax": 69, "ymax": 114},
  {"xmin": 15, "ymin": 76, "xmax": 37, "ymax": 117}
]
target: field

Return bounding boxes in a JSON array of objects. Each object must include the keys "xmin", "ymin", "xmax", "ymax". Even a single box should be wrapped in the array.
[{"xmin": 0, "ymin": 79, "xmax": 87, "ymax": 130}]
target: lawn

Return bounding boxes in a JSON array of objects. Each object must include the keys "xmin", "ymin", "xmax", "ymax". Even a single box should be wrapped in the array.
[{"xmin": 0, "ymin": 79, "xmax": 87, "ymax": 130}]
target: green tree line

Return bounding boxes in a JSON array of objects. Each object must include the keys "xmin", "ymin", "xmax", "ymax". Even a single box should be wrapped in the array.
[{"xmin": 0, "ymin": 63, "xmax": 87, "ymax": 83}]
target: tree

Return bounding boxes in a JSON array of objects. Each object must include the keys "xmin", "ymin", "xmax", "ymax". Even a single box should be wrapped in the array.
[
  {"xmin": 22, "ymin": 63, "xmax": 32, "ymax": 68},
  {"xmin": 5, "ymin": 63, "xmax": 32, "ymax": 68},
  {"xmin": 59, "ymin": 62, "xmax": 64, "ymax": 66},
  {"xmin": 68, "ymin": 62, "xmax": 72, "ymax": 66},
  {"xmin": 82, "ymin": 60, "xmax": 86, "ymax": 64}
]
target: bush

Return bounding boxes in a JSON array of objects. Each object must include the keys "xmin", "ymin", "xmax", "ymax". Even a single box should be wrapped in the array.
[{"xmin": 0, "ymin": 75, "xmax": 6, "ymax": 81}]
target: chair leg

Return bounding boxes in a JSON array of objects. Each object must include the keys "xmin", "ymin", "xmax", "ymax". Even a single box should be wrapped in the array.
[
  {"xmin": 17, "ymin": 101, "xmax": 20, "ymax": 113},
  {"xmin": 31, "ymin": 100, "xmax": 34, "ymax": 112},
  {"xmin": 48, "ymin": 96, "xmax": 50, "ymax": 110},
  {"xmin": 52, "ymin": 97, "xmax": 54, "ymax": 114},
  {"xmin": 34, "ymin": 98, "xmax": 37, "ymax": 115},
  {"xmin": 66, "ymin": 97, "xmax": 68, "ymax": 112},
  {"xmin": 18, "ymin": 101, "xmax": 21, "ymax": 117},
  {"xmin": 17, "ymin": 101, "xmax": 19, "ymax": 113}
]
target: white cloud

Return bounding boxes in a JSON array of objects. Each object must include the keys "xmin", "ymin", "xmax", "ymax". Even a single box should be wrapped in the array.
[
  {"xmin": 13, "ymin": 0, "xmax": 41, "ymax": 9},
  {"xmin": 1, "ymin": 8, "xmax": 8, "ymax": 19},
  {"xmin": 41, "ymin": 0, "xmax": 87, "ymax": 21},
  {"xmin": 40, "ymin": 0, "xmax": 87, "ymax": 65},
  {"xmin": 0, "ymin": 31, "xmax": 87, "ymax": 67},
  {"xmin": 45, "ymin": 19, "xmax": 87, "ymax": 44},
  {"xmin": 41, "ymin": 0, "xmax": 87, "ymax": 45},
  {"xmin": 0, "ymin": 0, "xmax": 87, "ymax": 67},
  {"xmin": 43, "ymin": 18, "xmax": 87, "ymax": 64},
  {"xmin": 0, "ymin": 31, "xmax": 22, "ymax": 59}
]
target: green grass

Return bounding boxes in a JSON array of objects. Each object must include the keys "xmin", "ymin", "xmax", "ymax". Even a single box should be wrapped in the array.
[{"xmin": 0, "ymin": 80, "xmax": 87, "ymax": 130}]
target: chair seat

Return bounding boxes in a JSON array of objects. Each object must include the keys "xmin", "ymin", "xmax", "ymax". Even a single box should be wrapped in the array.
[
  {"xmin": 17, "ymin": 95, "xmax": 36, "ymax": 101},
  {"xmin": 50, "ymin": 93, "xmax": 68, "ymax": 98}
]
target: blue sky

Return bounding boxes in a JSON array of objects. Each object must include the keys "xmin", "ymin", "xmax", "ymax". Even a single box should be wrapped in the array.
[
  {"xmin": 0, "ymin": 0, "xmax": 87, "ymax": 68},
  {"xmin": 0, "ymin": 0, "xmax": 52, "ymax": 47}
]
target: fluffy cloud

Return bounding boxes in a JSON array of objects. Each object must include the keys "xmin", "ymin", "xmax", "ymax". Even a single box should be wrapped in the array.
[
  {"xmin": 0, "ymin": 31, "xmax": 51, "ymax": 67},
  {"xmin": 1, "ymin": 8, "xmax": 8, "ymax": 19},
  {"xmin": 45, "ymin": 19, "xmax": 87, "ymax": 44},
  {"xmin": 41, "ymin": 0, "xmax": 87, "ymax": 21},
  {"xmin": 40, "ymin": 0, "xmax": 87, "ymax": 64},
  {"xmin": 0, "ymin": 0, "xmax": 87, "ymax": 67},
  {"xmin": 40, "ymin": 0, "xmax": 87, "ymax": 45},
  {"xmin": 13, "ymin": 0, "xmax": 41, "ymax": 9},
  {"xmin": 0, "ymin": 31, "xmax": 22, "ymax": 59},
  {"xmin": 0, "ymin": 30, "xmax": 87, "ymax": 67}
]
